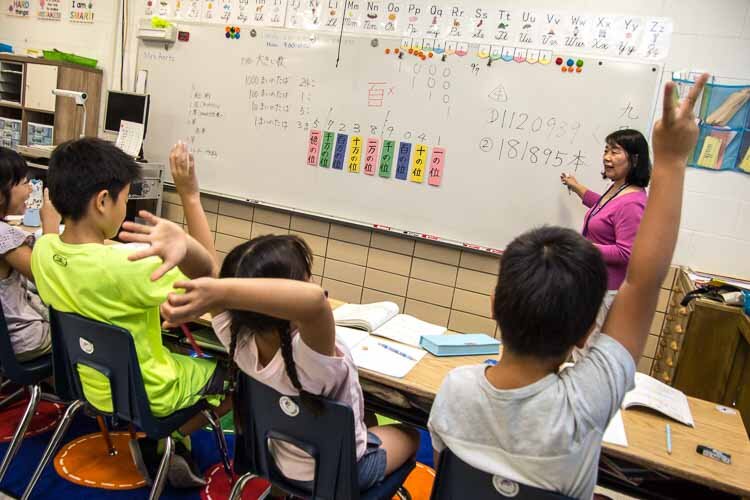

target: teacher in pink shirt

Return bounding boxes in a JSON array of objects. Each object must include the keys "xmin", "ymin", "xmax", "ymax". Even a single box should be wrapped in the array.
[{"xmin": 561, "ymin": 129, "xmax": 650, "ymax": 359}]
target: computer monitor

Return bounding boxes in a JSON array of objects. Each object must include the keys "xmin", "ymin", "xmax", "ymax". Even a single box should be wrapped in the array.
[{"xmin": 103, "ymin": 90, "xmax": 150, "ymax": 136}]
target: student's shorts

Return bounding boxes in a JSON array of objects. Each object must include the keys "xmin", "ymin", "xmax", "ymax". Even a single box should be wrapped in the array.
[
  {"xmin": 290, "ymin": 431, "xmax": 388, "ymax": 491},
  {"xmin": 199, "ymin": 363, "xmax": 229, "ymax": 397}
]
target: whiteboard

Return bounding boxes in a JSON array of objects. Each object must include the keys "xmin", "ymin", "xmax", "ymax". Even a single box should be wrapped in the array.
[{"xmin": 138, "ymin": 26, "xmax": 661, "ymax": 251}]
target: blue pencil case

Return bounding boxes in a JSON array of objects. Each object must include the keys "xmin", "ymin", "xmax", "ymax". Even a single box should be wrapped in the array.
[{"xmin": 420, "ymin": 334, "xmax": 500, "ymax": 356}]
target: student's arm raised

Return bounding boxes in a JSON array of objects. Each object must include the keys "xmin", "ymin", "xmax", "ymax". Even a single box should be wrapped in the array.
[
  {"xmin": 602, "ymin": 75, "xmax": 708, "ymax": 361},
  {"xmin": 119, "ymin": 210, "xmax": 215, "ymax": 281},
  {"xmin": 160, "ymin": 277, "xmax": 336, "ymax": 356},
  {"xmin": 170, "ymin": 141, "xmax": 218, "ymax": 274}
]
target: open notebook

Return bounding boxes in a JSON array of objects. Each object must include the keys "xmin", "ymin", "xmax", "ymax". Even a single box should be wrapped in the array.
[
  {"xmin": 622, "ymin": 372, "xmax": 694, "ymax": 427},
  {"xmin": 333, "ymin": 301, "xmax": 447, "ymax": 347},
  {"xmin": 336, "ymin": 326, "xmax": 426, "ymax": 378},
  {"xmin": 602, "ymin": 372, "xmax": 695, "ymax": 447}
]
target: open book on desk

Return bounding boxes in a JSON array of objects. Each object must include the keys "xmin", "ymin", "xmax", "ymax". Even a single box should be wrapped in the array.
[
  {"xmin": 622, "ymin": 372, "xmax": 694, "ymax": 427},
  {"xmin": 336, "ymin": 326, "xmax": 427, "ymax": 378},
  {"xmin": 602, "ymin": 372, "xmax": 694, "ymax": 448},
  {"xmin": 333, "ymin": 301, "xmax": 447, "ymax": 347}
]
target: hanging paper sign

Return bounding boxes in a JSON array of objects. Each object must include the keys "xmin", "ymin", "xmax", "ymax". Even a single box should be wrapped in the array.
[
  {"xmin": 69, "ymin": 0, "xmax": 94, "ymax": 23},
  {"xmin": 37, "ymin": 0, "xmax": 61, "ymax": 20},
  {"xmin": 7, "ymin": 0, "xmax": 30, "ymax": 17}
]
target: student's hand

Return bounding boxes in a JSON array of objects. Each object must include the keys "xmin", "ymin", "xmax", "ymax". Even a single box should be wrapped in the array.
[
  {"xmin": 119, "ymin": 210, "xmax": 188, "ymax": 281},
  {"xmin": 40, "ymin": 188, "xmax": 61, "ymax": 234},
  {"xmin": 160, "ymin": 277, "xmax": 221, "ymax": 327},
  {"xmin": 652, "ymin": 74, "xmax": 709, "ymax": 164},
  {"xmin": 169, "ymin": 141, "xmax": 199, "ymax": 199}
]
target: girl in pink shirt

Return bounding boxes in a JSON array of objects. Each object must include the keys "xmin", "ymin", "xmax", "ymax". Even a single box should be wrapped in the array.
[
  {"xmin": 561, "ymin": 129, "xmax": 650, "ymax": 359},
  {"xmin": 161, "ymin": 235, "xmax": 419, "ymax": 490}
]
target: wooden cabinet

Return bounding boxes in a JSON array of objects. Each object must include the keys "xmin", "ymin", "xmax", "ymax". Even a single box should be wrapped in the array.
[
  {"xmin": 24, "ymin": 64, "xmax": 58, "ymax": 112},
  {"xmin": 671, "ymin": 271, "xmax": 750, "ymax": 434},
  {"xmin": 0, "ymin": 54, "xmax": 102, "ymax": 147}
]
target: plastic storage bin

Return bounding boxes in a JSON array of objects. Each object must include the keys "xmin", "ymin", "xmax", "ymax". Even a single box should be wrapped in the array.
[{"xmin": 27, "ymin": 122, "xmax": 54, "ymax": 146}]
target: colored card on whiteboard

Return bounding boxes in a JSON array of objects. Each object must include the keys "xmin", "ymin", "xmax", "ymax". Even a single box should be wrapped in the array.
[
  {"xmin": 409, "ymin": 144, "xmax": 428, "ymax": 183},
  {"xmin": 364, "ymin": 137, "xmax": 380, "ymax": 176},
  {"xmin": 428, "ymin": 147, "xmax": 446, "ymax": 186},
  {"xmin": 333, "ymin": 134, "xmax": 348, "ymax": 170},
  {"xmin": 319, "ymin": 131, "xmax": 335, "ymax": 167},
  {"xmin": 307, "ymin": 130, "xmax": 322, "ymax": 166},
  {"xmin": 379, "ymin": 140, "xmax": 395, "ymax": 178},
  {"xmin": 348, "ymin": 136, "xmax": 363, "ymax": 173},
  {"xmin": 396, "ymin": 142, "xmax": 412, "ymax": 180}
]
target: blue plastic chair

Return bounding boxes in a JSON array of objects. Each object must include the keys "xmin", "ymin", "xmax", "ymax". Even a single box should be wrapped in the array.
[
  {"xmin": 21, "ymin": 308, "xmax": 232, "ymax": 500},
  {"xmin": 431, "ymin": 449, "xmax": 575, "ymax": 500},
  {"xmin": 229, "ymin": 373, "xmax": 416, "ymax": 500},
  {"xmin": 0, "ymin": 301, "xmax": 56, "ymax": 484}
]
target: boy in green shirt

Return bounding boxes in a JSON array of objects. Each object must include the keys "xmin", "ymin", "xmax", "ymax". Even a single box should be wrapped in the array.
[{"xmin": 31, "ymin": 138, "xmax": 228, "ymax": 488}]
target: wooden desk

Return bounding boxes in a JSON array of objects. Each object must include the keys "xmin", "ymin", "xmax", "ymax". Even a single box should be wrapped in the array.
[
  {"xmin": 608, "ymin": 398, "xmax": 750, "ymax": 497},
  {"xmin": 194, "ymin": 305, "xmax": 480, "ymax": 401},
  {"xmin": 190, "ymin": 301, "xmax": 750, "ymax": 498}
]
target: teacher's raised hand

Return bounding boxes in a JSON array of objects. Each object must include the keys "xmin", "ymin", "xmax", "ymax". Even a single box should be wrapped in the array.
[{"xmin": 561, "ymin": 173, "xmax": 586, "ymax": 199}]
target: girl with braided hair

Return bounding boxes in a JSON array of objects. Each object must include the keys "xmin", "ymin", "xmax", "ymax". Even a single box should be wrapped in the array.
[{"xmin": 160, "ymin": 234, "xmax": 420, "ymax": 490}]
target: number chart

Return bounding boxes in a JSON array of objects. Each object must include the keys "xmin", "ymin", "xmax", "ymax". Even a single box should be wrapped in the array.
[{"xmin": 139, "ymin": 26, "xmax": 661, "ymax": 251}]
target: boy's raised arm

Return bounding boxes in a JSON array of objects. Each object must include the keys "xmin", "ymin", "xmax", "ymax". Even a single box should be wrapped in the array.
[
  {"xmin": 170, "ymin": 141, "xmax": 218, "ymax": 274},
  {"xmin": 603, "ymin": 75, "xmax": 708, "ymax": 361}
]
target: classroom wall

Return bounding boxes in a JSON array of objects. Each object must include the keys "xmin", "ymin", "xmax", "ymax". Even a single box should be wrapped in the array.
[
  {"xmin": 0, "ymin": 0, "xmax": 125, "ymax": 131},
  {"xmin": 162, "ymin": 189, "xmax": 680, "ymax": 375}
]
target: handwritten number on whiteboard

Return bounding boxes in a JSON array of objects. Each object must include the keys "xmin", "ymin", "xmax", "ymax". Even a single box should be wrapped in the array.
[{"xmin": 515, "ymin": 113, "xmax": 529, "ymax": 131}]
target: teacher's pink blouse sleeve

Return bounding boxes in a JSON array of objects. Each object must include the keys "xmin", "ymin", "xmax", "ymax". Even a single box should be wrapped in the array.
[{"xmin": 582, "ymin": 190, "xmax": 600, "ymax": 208}]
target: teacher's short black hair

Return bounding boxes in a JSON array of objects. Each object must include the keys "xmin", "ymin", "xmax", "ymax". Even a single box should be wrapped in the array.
[
  {"xmin": 493, "ymin": 226, "xmax": 607, "ymax": 359},
  {"xmin": 606, "ymin": 128, "xmax": 651, "ymax": 187},
  {"xmin": 47, "ymin": 138, "xmax": 141, "ymax": 221}
]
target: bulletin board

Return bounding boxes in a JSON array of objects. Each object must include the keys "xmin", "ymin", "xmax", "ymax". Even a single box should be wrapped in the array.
[{"xmin": 138, "ymin": 25, "xmax": 662, "ymax": 251}]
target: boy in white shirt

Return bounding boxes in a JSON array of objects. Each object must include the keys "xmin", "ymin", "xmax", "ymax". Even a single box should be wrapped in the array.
[{"xmin": 428, "ymin": 77, "xmax": 709, "ymax": 499}]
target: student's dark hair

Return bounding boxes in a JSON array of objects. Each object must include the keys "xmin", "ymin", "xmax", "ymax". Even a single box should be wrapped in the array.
[
  {"xmin": 47, "ymin": 138, "xmax": 141, "ymax": 221},
  {"xmin": 493, "ymin": 226, "xmax": 607, "ymax": 359},
  {"xmin": 0, "ymin": 147, "xmax": 29, "ymax": 218},
  {"xmin": 220, "ymin": 234, "xmax": 324, "ymax": 415},
  {"xmin": 604, "ymin": 129, "xmax": 651, "ymax": 187}
]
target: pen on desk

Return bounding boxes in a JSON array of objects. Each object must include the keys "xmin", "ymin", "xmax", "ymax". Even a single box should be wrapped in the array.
[
  {"xmin": 666, "ymin": 424, "xmax": 672, "ymax": 455},
  {"xmin": 377, "ymin": 342, "xmax": 417, "ymax": 361}
]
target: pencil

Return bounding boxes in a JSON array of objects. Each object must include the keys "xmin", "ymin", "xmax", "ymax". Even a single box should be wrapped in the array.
[{"xmin": 666, "ymin": 424, "xmax": 672, "ymax": 455}]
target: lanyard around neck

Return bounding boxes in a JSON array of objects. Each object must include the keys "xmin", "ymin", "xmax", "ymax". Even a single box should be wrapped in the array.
[{"xmin": 582, "ymin": 183, "xmax": 630, "ymax": 237}]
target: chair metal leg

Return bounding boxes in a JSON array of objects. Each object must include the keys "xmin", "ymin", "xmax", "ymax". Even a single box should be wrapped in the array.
[
  {"xmin": 0, "ymin": 385, "xmax": 41, "ymax": 482},
  {"xmin": 228, "ymin": 472, "xmax": 257, "ymax": 500},
  {"xmin": 395, "ymin": 486, "xmax": 412, "ymax": 500},
  {"xmin": 96, "ymin": 415, "xmax": 117, "ymax": 456},
  {"xmin": 20, "ymin": 399, "xmax": 84, "ymax": 500},
  {"xmin": 149, "ymin": 435, "xmax": 174, "ymax": 500},
  {"xmin": 202, "ymin": 409, "xmax": 232, "ymax": 478},
  {"xmin": 0, "ymin": 386, "xmax": 25, "ymax": 411}
]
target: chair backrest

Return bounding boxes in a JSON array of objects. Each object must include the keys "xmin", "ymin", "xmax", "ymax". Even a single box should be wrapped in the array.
[
  {"xmin": 431, "ymin": 449, "xmax": 575, "ymax": 500},
  {"xmin": 0, "ymin": 297, "xmax": 50, "ymax": 384},
  {"xmin": 233, "ymin": 373, "xmax": 360, "ymax": 500},
  {"xmin": 49, "ymin": 307, "xmax": 158, "ymax": 430}
]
